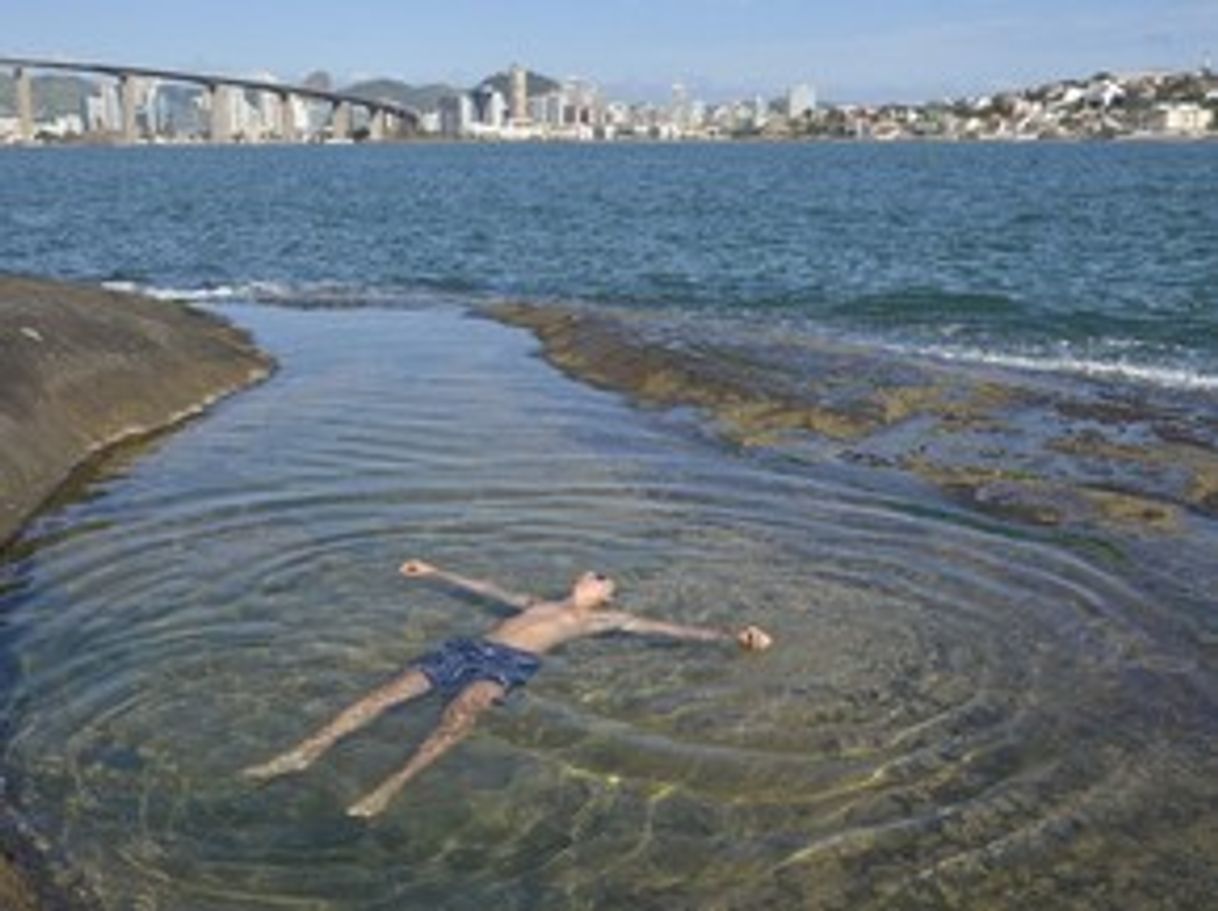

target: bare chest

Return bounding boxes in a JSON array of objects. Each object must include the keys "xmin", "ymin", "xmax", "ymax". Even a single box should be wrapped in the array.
[{"xmin": 486, "ymin": 605, "xmax": 595, "ymax": 654}]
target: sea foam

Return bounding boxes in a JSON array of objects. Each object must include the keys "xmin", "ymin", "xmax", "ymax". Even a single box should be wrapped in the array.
[{"xmin": 906, "ymin": 343, "xmax": 1218, "ymax": 392}]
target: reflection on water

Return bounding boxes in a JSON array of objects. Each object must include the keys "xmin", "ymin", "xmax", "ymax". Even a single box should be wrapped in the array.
[{"xmin": 2, "ymin": 304, "xmax": 1217, "ymax": 909}]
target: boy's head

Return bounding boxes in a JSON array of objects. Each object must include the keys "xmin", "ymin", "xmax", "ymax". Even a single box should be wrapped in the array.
[{"xmin": 571, "ymin": 571, "xmax": 616, "ymax": 609}]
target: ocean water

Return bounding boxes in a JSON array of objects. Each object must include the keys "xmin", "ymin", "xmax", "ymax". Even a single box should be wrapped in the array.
[
  {"xmin": 2, "ymin": 142, "xmax": 1217, "ymax": 387},
  {"xmin": 2, "ymin": 143, "xmax": 1218, "ymax": 909}
]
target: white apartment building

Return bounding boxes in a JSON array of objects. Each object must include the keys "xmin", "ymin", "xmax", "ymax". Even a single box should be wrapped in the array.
[
  {"xmin": 439, "ymin": 93, "xmax": 475, "ymax": 136},
  {"xmin": 1151, "ymin": 102, "xmax": 1213, "ymax": 135},
  {"xmin": 528, "ymin": 91, "xmax": 565, "ymax": 128},
  {"xmin": 470, "ymin": 85, "xmax": 507, "ymax": 129},
  {"xmin": 82, "ymin": 80, "xmax": 123, "ymax": 133},
  {"xmin": 787, "ymin": 83, "xmax": 816, "ymax": 118},
  {"xmin": 225, "ymin": 87, "xmax": 261, "ymax": 139}
]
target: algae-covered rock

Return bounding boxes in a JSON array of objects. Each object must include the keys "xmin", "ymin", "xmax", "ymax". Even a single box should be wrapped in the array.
[
  {"xmin": 490, "ymin": 302, "xmax": 1217, "ymax": 538},
  {"xmin": 0, "ymin": 857, "xmax": 39, "ymax": 911}
]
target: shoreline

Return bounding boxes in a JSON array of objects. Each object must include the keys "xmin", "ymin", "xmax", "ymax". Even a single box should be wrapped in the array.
[
  {"xmin": 0, "ymin": 273, "xmax": 275, "ymax": 909},
  {"xmin": 3, "ymin": 133, "xmax": 1218, "ymax": 149},
  {"xmin": 486, "ymin": 301, "xmax": 1218, "ymax": 535}
]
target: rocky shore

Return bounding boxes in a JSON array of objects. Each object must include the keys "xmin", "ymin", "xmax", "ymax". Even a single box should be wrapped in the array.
[
  {"xmin": 488, "ymin": 302, "xmax": 1218, "ymax": 535},
  {"xmin": 0, "ymin": 274, "xmax": 274, "ymax": 908}
]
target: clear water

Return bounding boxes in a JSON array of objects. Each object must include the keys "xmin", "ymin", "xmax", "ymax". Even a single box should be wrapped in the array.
[{"xmin": 2, "ymin": 144, "xmax": 1218, "ymax": 909}]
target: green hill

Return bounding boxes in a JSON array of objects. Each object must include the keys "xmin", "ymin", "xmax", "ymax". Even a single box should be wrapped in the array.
[
  {"xmin": 342, "ymin": 78, "xmax": 459, "ymax": 113},
  {"xmin": 478, "ymin": 70, "xmax": 561, "ymax": 98},
  {"xmin": 0, "ymin": 73, "xmax": 93, "ymax": 118},
  {"xmin": 341, "ymin": 70, "xmax": 559, "ymax": 113}
]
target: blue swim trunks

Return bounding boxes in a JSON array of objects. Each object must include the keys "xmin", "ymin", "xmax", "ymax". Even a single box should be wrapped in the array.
[{"xmin": 414, "ymin": 637, "xmax": 541, "ymax": 696}]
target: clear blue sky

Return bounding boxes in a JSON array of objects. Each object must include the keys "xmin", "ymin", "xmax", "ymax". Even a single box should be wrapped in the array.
[{"xmin": 3, "ymin": 0, "xmax": 1215, "ymax": 102}]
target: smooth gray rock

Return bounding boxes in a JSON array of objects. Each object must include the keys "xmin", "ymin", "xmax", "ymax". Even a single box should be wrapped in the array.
[{"xmin": 0, "ymin": 274, "xmax": 273, "ymax": 550}]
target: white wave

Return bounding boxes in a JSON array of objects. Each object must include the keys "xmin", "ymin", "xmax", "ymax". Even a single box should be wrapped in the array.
[
  {"xmin": 100, "ymin": 279, "xmax": 359, "ymax": 304},
  {"xmin": 102, "ymin": 280, "xmax": 241, "ymax": 302},
  {"xmin": 98, "ymin": 278, "xmax": 475, "ymax": 311},
  {"xmin": 907, "ymin": 344, "xmax": 1218, "ymax": 392},
  {"xmin": 98, "ymin": 279, "xmax": 452, "ymax": 309}
]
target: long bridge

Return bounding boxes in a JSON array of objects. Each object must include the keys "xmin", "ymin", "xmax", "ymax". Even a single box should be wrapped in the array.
[{"xmin": 1, "ymin": 56, "xmax": 422, "ymax": 144}]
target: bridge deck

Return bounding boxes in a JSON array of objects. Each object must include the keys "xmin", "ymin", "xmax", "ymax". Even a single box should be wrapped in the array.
[{"xmin": 0, "ymin": 56, "xmax": 420, "ymax": 122}]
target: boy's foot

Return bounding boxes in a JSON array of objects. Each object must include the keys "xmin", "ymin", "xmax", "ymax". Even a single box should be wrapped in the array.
[
  {"xmin": 241, "ymin": 750, "xmax": 312, "ymax": 781},
  {"xmin": 346, "ymin": 792, "xmax": 391, "ymax": 819}
]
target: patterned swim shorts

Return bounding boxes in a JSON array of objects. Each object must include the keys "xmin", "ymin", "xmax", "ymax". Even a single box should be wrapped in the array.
[{"xmin": 414, "ymin": 637, "xmax": 541, "ymax": 696}]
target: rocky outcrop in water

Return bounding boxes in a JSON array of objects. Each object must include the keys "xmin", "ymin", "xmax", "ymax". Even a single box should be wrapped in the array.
[
  {"xmin": 0, "ymin": 275, "xmax": 274, "ymax": 550},
  {"xmin": 0, "ymin": 274, "xmax": 273, "ymax": 908},
  {"xmin": 488, "ymin": 301, "xmax": 1218, "ymax": 536}
]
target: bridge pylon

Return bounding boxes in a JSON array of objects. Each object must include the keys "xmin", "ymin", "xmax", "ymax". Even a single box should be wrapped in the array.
[
  {"xmin": 208, "ymin": 84, "xmax": 232, "ymax": 143},
  {"xmin": 276, "ymin": 91, "xmax": 296, "ymax": 142},
  {"xmin": 331, "ymin": 100, "xmax": 352, "ymax": 141},
  {"xmin": 15, "ymin": 66, "xmax": 34, "ymax": 143},
  {"xmin": 119, "ymin": 74, "xmax": 139, "ymax": 144}
]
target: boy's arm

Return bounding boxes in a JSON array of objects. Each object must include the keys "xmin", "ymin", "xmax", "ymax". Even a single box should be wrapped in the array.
[
  {"xmin": 600, "ymin": 612, "xmax": 773, "ymax": 651},
  {"xmin": 400, "ymin": 560, "xmax": 537, "ymax": 611}
]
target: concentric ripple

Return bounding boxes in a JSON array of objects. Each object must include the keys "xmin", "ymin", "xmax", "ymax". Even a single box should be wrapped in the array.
[{"xmin": 2, "ymin": 303, "xmax": 1217, "ymax": 910}]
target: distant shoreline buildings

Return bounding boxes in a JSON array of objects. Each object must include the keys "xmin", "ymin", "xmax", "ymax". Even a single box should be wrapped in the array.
[
  {"xmin": 0, "ymin": 72, "xmax": 358, "ymax": 144},
  {"xmin": 429, "ymin": 69, "xmax": 819, "ymax": 141},
  {"xmin": 2, "ymin": 63, "xmax": 1216, "ymax": 145}
]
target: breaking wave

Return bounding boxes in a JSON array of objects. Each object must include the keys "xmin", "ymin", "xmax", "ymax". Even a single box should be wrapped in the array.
[{"xmin": 895, "ymin": 341, "xmax": 1218, "ymax": 392}]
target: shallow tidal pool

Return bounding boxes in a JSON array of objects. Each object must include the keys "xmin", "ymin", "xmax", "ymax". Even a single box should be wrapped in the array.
[{"xmin": 3, "ymin": 303, "xmax": 1217, "ymax": 910}]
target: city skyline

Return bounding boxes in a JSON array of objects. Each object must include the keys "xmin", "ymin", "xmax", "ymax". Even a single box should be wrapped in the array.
[{"xmin": 2, "ymin": 0, "xmax": 1214, "ymax": 104}]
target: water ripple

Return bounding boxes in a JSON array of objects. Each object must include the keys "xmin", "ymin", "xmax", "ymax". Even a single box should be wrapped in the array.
[{"xmin": 2, "ymin": 305, "xmax": 1216, "ymax": 908}]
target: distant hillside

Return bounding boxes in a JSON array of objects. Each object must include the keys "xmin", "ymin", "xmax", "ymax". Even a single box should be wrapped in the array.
[
  {"xmin": 303, "ymin": 70, "xmax": 333, "ymax": 91},
  {"xmin": 479, "ymin": 70, "xmax": 561, "ymax": 97},
  {"xmin": 0, "ymin": 73, "xmax": 93, "ymax": 118},
  {"xmin": 343, "ymin": 79, "xmax": 459, "ymax": 113}
]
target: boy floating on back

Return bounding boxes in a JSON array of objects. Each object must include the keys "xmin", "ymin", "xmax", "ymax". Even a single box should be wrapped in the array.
[{"xmin": 243, "ymin": 560, "xmax": 773, "ymax": 818}]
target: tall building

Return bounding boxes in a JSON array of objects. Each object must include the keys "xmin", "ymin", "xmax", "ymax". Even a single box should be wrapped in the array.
[
  {"xmin": 142, "ymin": 81, "xmax": 165, "ymax": 135},
  {"xmin": 509, "ymin": 64, "xmax": 529, "ymax": 125},
  {"xmin": 752, "ymin": 94, "xmax": 769, "ymax": 127},
  {"xmin": 252, "ymin": 73, "xmax": 284, "ymax": 140},
  {"xmin": 529, "ymin": 91, "xmax": 564, "ymax": 128},
  {"xmin": 439, "ymin": 93, "xmax": 475, "ymax": 136},
  {"xmin": 671, "ymin": 82, "xmax": 690, "ymax": 130},
  {"xmin": 228, "ymin": 89, "xmax": 260, "ymax": 138},
  {"xmin": 563, "ymin": 78, "xmax": 601, "ymax": 128},
  {"xmin": 786, "ymin": 83, "xmax": 817, "ymax": 119},
  {"xmin": 83, "ymin": 80, "xmax": 122, "ymax": 133},
  {"xmin": 303, "ymin": 97, "xmax": 329, "ymax": 137},
  {"xmin": 472, "ymin": 84, "xmax": 507, "ymax": 128},
  {"xmin": 152, "ymin": 87, "xmax": 175, "ymax": 136},
  {"xmin": 488, "ymin": 90, "xmax": 507, "ymax": 128},
  {"xmin": 289, "ymin": 96, "xmax": 310, "ymax": 136}
]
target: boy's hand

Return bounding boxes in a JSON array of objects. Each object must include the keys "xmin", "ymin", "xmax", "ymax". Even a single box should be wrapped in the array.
[
  {"xmin": 736, "ymin": 625, "xmax": 773, "ymax": 651},
  {"xmin": 400, "ymin": 559, "xmax": 437, "ymax": 577}
]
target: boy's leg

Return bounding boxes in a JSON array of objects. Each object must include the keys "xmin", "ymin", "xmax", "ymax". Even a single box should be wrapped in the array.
[
  {"xmin": 347, "ymin": 679, "xmax": 504, "ymax": 818},
  {"xmin": 242, "ymin": 669, "xmax": 433, "ymax": 781}
]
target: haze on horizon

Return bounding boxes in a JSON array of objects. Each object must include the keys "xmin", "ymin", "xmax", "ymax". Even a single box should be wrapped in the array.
[{"xmin": 4, "ymin": 0, "xmax": 1215, "ymax": 103}]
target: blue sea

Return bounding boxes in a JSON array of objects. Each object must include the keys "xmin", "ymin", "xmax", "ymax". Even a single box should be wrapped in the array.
[
  {"xmin": 3, "ymin": 142, "xmax": 1217, "ymax": 388},
  {"xmin": 2, "ymin": 142, "xmax": 1217, "ymax": 909}
]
